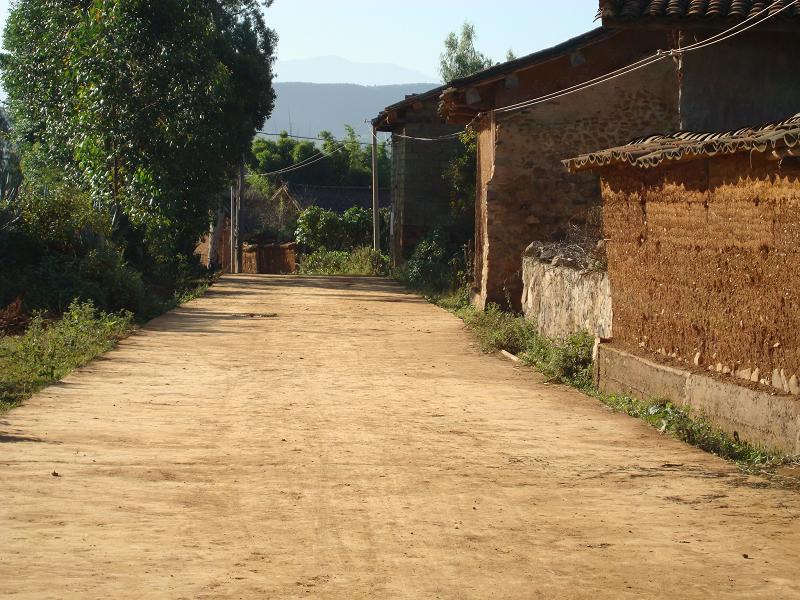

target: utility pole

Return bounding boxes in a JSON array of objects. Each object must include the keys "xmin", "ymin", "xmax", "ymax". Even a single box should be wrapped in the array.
[
  {"xmin": 230, "ymin": 186, "xmax": 236, "ymax": 273},
  {"xmin": 236, "ymin": 158, "xmax": 244, "ymax": 274},
  {"xmin": 371, "ymin": 126, "xmax": 380, "ymax": 253}
]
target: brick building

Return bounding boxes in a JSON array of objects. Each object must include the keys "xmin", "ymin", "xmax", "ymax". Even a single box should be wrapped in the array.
[
  {"xmin": 564, "ymin": 113, "xmax": 800, "ymax": 453},
  {"xmin": 440, "ymin": 1, "xmax": 800, "ymax": 309},
  {"xmin": 373, "ymin": 86, "xmax": 463, "ymax": 265}
]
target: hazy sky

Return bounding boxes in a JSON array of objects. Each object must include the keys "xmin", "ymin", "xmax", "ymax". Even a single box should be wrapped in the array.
[
  {"xmin": 0, "ymin": 0, "xmax": 599, "ymax": 81},
  {"xmin": 265, "ymin": 0, "xmax": 599, "ymax": 78}
]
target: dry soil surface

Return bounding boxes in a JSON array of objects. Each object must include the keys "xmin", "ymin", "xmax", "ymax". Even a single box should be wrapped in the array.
[{"xmin": 1, "ymin": 275, "xmax": 799, "ymax": 599}]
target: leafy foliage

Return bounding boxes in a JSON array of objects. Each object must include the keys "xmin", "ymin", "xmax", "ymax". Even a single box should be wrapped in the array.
[
  {"xmin": 401, "ymin": 223, "xmax": 471, "ymax": 293},
  {"xmin": 0, "ymin": 107, "xmax": 23, "ymax": 231},
  {"xmin": 0, "ymin": 300, "xmax": 132, "ymax": 410},
  {"xmin": 1, "ymin": 0, "xmax": 277, "ymax": 258},
  {"xmin": 443, "ymin": 130, "xmax": 477, "ymax": 218},
  {"xmin": 295, "ymin": 206, "xmax": 389, "ymax": 253},
  {"xmin": 298, "ymin": 247, "xmax": 389, "ymax": 277},
  {"xmin": 439, "ymin": 22, "xmax": 494, "ymax": 82},
  {"xmin": 250, "ymin": 126, "xmax": 390, "ymax": 188}
]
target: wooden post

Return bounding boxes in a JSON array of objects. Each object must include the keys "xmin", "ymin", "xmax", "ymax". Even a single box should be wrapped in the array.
[{"xmin": 371, "ymin": 126, "xmax": 380, "ymax": 253}]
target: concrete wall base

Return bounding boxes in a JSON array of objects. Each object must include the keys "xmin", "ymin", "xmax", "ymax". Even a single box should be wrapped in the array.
[{"xmin": 598, "ymin": 345, "xmax": 800, "ymax": 456}]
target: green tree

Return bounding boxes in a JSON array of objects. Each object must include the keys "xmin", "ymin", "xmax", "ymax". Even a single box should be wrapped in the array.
[
  {"xmin": 439, "ymin": 22, "xmax": 494, "ymax": 82},
  {"xmin": 250, "ymin": 127, "xmax": 390, "ymax": 189},
  {"xmin": 1, "ymin": 0, "xmax": 277, "ymax": 261},
  {"xmin": 0, "ymin": 107, "xmax": 23, "ymax": 232}
]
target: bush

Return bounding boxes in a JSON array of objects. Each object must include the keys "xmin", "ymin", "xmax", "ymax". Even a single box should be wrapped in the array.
[
  {"xmin": 5, "ymin": 245, "xmax": 149, "ymax": 317},
  {"xmin": 0, "ymin": 300, "xmax": 132, "ymax": 409},
  {"xmin": 402, "ymin": 223, "xmax": 470, "ymax": 293},
  {"xmin": 299, "ymin": 247, "xmax": 389, "ymax": 276},
  {"xmin": 295, "ymin": 206, "xmax": 389, "ymax": 252}
]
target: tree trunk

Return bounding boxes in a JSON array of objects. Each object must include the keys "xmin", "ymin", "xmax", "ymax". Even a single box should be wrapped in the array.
[{"xmin": 207, "ymin": 207, "xmax": 226, "ymax": 271}]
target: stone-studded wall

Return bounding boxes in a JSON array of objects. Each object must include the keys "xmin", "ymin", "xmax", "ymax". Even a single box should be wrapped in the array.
[
  {"xmin": 390, "ymin": 99, "xmax": 461, "ymax": 264},
  {"xmin": 474, "ymin": 55, "xmax": 679, "ymax": 308},
  {"xmin": 521, "ymin": 255, "xmax": 612, "ymax": 340},
  {"xmin": 602, "ymin": 153, "xmax": 800, "ymax": 395}
]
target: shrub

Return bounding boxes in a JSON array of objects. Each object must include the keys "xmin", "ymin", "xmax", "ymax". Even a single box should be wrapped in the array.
[
  {"xmin": 295, "ymin": 206, "xmax": 389, "ymax": 253},
  {"xmin": 403, "ymin": 223, "xmax": 470, "ymax": 293},
  {"xmin": 299, "ymin": 247, "xmax": 389, "ymax": 276},
  {"xmin": 0, "ymin": 300, "xmax": 132, "ymax": 409}
]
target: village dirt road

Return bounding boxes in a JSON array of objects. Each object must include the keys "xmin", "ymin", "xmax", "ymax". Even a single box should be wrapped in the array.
[{"xmin": 1, "ymin": 275, "xmax": 799, "ymax": 599}]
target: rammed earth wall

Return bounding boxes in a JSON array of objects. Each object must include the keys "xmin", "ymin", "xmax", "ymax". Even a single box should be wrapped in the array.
[{"xmin": 601, "ymin": 152, "xmax": 800, "ymax": 395}]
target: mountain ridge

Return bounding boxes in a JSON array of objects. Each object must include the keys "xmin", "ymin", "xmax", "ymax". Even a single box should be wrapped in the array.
[{"xmin": 262, "ymin": 81, "xmax": 441, "ymax": 141}]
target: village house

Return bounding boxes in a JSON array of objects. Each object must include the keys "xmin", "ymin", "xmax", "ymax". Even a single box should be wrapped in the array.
[
  {"xmin": 439, "ymin": 0, "xmax": 800, "ymax": 314},
  {"xmin": 564, "ymin": 113, "xmax": 800, "ymax": 454},
  {"xmin": 372, "ymin": 86, "xmax": 463, "ymax": 265}
]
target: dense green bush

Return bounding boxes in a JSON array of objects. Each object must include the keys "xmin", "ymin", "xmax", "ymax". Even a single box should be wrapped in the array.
[
  {"xmin": 402, "ymin": 222, "xmax": 471, "ymax": 293},
  {"xmin": 0, "ymin": 300, "xmax": 132, "ymax": 409},
  {"xmin": 295, "ymin": 206, "xmax": 389, "ymax": 252},
  {"xmin": 298, "ymin": 247, "xmax": 389, "ymax": 276}
]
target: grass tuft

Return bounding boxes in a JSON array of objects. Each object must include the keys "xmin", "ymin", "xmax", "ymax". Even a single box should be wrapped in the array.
[
  {"xmin": 298, "ymin": 247, "xmax": 389, "ymax": 276},
  {"xmin": 427, "ymin": 294, "xmax": 795, "ymax": 474},
  {"xmin": 0, "ymin": 300, "xmax": 132, "ymax": 411}
]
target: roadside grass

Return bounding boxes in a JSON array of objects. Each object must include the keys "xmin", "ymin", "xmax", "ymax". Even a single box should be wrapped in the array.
[
  {"xmin": 427, "ymin": 288, "xmax": 796, "ymax": 477},
  {"xmin": 0, "ymin": 301, "xmax": 132, "ymax": 412},
  {"xmin": 298, "ymin": 247, "xmax": 389, "ymax": 276},
  {"xmin": 0, "ymin": 275, "xmax": 215, "ymax": 413}
]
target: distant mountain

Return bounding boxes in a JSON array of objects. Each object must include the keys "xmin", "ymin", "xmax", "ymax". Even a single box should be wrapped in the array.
[
  {"xmin": 275, "ymin": 56, "xmax": 437, "ymax": 86},
  {"xmin": 262, "ymin": 82, "xmax": 440, "ymax": 141}
]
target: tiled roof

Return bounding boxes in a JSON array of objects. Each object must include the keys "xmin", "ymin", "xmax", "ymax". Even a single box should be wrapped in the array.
[
  {"xmin": 599, "ymin": 0, "xmax": 800, "ymax": 20},
  {"xmin": 563, "ymin": 112, "xmax": 800, "ymax": 171}
]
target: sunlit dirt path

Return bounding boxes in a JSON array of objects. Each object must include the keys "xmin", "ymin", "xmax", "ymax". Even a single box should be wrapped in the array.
[{"xmin": 1, "ymin": 275, "xmax": 799, "ymax": 599}]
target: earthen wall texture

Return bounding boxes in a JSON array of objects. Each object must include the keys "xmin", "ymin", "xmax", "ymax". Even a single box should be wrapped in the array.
[
  {"xmin": 390, "ymin": 100, "xmax": 461, "ymax": 263},
  {"xmin": 477, "ymin": 56, "xmax": 679, "ymax": 308},
  {"xmin": 602, "ymin": 154, "xmax": 800, "ymax": 391}
]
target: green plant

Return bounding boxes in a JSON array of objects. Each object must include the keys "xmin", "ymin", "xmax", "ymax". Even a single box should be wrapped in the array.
[
  {"xmin": 402, "ymin": 223, "xmax": 471, "ymax": 293},
  {"xmin": 0, "ymin": 300, "xmax": 132, "ymax": 410},
  {"xmin": 596, "ymin": 394, "xmax": 786, "ymax": 469},
  {"xmin": 439, "ymin": 298, "xmax": 792, "ymax": 472},
  {"xmin": 295, "ymin": 206, "xmax": 389, "ymax": 253},
  {"xmin": 3, "ymin": 0, "xmax": 276, "ymax": 270},
  {"xmin": 298, "ymin": 247, "xmax": 389, "ymax": 277}
]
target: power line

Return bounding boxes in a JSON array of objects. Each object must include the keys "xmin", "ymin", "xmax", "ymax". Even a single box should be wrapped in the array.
[
  {"xmin": 495, "ymin": 0, "xmax": 797, "ymax": 115},
  {"xmin": 251, "ymin": 142, "xmax": 347, "ymax": 177},
  {"xmin": 389, "ymin": 1, "xmax": 796, "ymax": 140},
  {"xmin": 256, "ymin": 130, "xmax": 381, "ymax": 147}
]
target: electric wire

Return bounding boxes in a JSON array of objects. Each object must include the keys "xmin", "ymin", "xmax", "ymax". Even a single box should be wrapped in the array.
[
  {"xmin": 494, "ymin": 0, "xmax": 797, "ymax": 114},
  {"xmin": 390, "ymin": 1, "xmax": 796, "ymax": 139},
  {"xmin": 252, "ymin": 142, "xmax": 347, "ymax": 177}
]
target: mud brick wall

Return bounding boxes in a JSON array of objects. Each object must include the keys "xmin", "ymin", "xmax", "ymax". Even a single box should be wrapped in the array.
[
  {"xmin": 390, "ymin": 99, "xmax": 461, "ymax": 264},
  {"xmin": 601, "ymin": 153, "xmax": 800, "ymax": 393},
  {"xmin": 474, "ymin": 57, "xmax": 679, "ymax": 309}
]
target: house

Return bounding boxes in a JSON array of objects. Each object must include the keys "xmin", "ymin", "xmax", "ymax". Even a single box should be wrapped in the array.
[
  {"xmin": 564, "ymin": 113, "xmax": 800, "ymax": 454},
  {"xmin": 373, "ymin": 86, "xmax": 463, "ymax": 264},
  {"xmin": 440, "ymin": 1, "xmax": 800, "ymax": 311}
]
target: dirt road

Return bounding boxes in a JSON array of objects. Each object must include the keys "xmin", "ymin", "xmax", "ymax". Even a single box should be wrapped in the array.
[{"xmin": 1, "ymin": 275, "xmax": 798, "ymax": 599}]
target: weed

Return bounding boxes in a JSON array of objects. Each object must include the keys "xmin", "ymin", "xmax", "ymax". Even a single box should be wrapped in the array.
[
  {"xmin": 298, "ymin": 247, "xmax": 389, "ymax": 276},
  {"xmin": 433, "ymin": 298, "xmax": 794, "ymax": 472},
  {"xmin": 594, "ymin": 393, "xmax": 788, "ymax": 470},
  {"xmin": 0, "ymin": 300, "xmax": 132, "ymax": 411}
]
